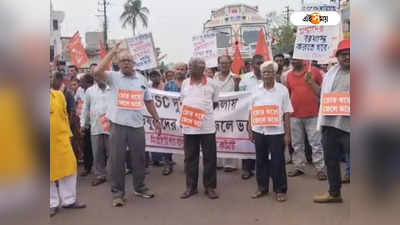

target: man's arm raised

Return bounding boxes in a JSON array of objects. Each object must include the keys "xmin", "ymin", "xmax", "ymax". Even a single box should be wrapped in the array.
[{"xmin": 94, "ymin": 41, "xmax": 123, "ymax": 81}]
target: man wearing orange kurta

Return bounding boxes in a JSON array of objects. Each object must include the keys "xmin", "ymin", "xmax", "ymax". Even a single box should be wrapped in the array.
[{"xmin": 50, "ymin": 72, "xmax": 86, "ymax": 217}]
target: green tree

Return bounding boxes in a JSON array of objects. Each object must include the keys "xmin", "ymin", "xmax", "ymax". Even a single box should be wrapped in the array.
[
  {"xmin": 271, "ymin": 25, "xmax": 296, "ymax": 55},
  {"xmin": 120, "ymin": 0, "xmax": 150, "ymax": 36}
]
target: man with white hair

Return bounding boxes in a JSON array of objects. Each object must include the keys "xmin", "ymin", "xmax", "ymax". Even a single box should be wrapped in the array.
[
  {"xmin": 179, "ymin": 57, "xmax": 220, "ymax": 199},
  {"xmin": 248, "ymin": 61, "xmax": 293, "ymax": 202},
  {"xmin": 94, "ymin": 42, "xmax": 162, "ymax": 207}
]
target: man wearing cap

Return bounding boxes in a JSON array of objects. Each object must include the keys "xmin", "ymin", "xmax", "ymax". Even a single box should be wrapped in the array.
[
  {"xmin": 314, "ymin": 39, "xmax": 350, "ymax": 203},
  {"xmin": 94, "ymin": 42, "xmax": 161, "ymax": 207}
]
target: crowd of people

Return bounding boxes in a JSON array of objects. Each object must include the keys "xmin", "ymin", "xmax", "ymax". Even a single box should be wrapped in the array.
[{"xmin": 49, "ymin": 39, "xmax": 350, "ymax": 216}]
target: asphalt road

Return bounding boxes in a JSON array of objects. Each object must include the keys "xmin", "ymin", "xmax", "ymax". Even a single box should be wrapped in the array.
[{"xmin": 50, "ymin": 155, "xmax": 349, "ymax": 225}]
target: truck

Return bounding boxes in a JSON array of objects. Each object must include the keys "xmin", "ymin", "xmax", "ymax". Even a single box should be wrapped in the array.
[{"xmin": 203, "ymin": 4, "xmax": 268, "ymax": 61}]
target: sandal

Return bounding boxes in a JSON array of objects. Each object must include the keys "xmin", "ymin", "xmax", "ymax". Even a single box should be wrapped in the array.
[
  {"xmin": 91, "ymin": 177, "xmax": 106, "ymax": 186},
  {"xmin": 112, "ymin": 198, "xmax": 125, "ymax": 207},
  {"xmin": 180, "ymin": 189, "xmax": 198, "ymax": 199},
  {"xmin": 287, "ymin": 170, "xmax": 304, "ymax": 177},
  {"xmin": 276, "ymin": 193, "xmax": 287, "ymax": 202},
  {"xmin": 317, "ymin": 171, "xmax": 327, "ymax": 181},
  {"xmin": 62, "ymin": 201, "xmax": 86, "ymax": 209},
  {"xmin": 251, "ymin": 190, "xmax": 268, "ymax": 199},
  {"xmin": 80, "ymin": 170, "xmax": 90, "ymax": 177},
  {"xmin": 342, "ymin": 175, "xmax": 350, "ymax": 184},
  {"xmin": 162, "ymin": 165, "xmax": 173, "ymax": 176},
  {"xmin": 241, "ymin": 171, "xmax": 254, "ymax": 180}
]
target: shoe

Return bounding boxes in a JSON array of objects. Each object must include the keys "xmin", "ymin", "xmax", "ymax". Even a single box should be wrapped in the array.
[
  {"xmin": 80, "ymin": 170, "xmax": 90, "ymax": 177},
  {"xmin": 62, "ymin": 201, "xmax": 86, "ymax": 209},
  {"xmin": 251, "ymin": 190, "xmax": 268, "ymax": 199},
  {"xmin": 91, "ymin": 177, "xmax": 106, "ymax": 186},
  {"xmin": 342, "ymin": 175, "xmax": 350, "ymax": 184},
  {"xmin": 317, "ymin": 171, "xmax": 327, "ymax": 181},
  {"xmin": 180, "ymin": 189, "xmax": 198, "ymax": 199},
  {"xmin": 313, "ymin": 193, "xmax": 343, "ymax": 203},
  {"xmin": 287, "ymin": 170, "xmax": 304, "ymax": 177},
  {"xmin": 112, "ymin": 198, "xmax": 125, "ymax": 207},
  {"xmin": 134, "ymin": 189, "xmax": 154, "ymax": 199},
  {"xmin": 205, "ymin": 188, "xmax": 219, "ymax": 199},
  {"xmin": 223, "ymin": 167, "xmax": 237, "ymax": 172},
  {"xmin": 241, "ymin": 171, "xmax": 254, "ymax": 180},
  {"xmin": 49, "ymin": 207, "xmax": 58, "ymax": 217}
]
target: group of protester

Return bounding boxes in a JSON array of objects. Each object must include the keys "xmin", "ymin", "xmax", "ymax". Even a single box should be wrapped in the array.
[{"xmin": 49, "ymin": 39, "xmax": 350, "ymax": 216}]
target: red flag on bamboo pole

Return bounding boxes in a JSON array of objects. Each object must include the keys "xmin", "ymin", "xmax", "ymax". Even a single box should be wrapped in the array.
[
  {"xmin": 254, "ymin": 29, "xmax": 272, "ymax": 61},
  {"xmin": 67, "ymin": 31, "xmax": 88, "ymax": 68},
  {"xmin": 231, "ymin": 40, "xmax": 244, "ymax": 74}
]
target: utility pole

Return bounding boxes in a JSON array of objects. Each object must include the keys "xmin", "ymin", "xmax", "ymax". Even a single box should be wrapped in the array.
[
  {"xmin": 98, "ymin": 0, "xmax": 110, "ymax": 50},
  {"xmin": 282, "ymin": 6, "xmax": 293, "ymax": 26}
]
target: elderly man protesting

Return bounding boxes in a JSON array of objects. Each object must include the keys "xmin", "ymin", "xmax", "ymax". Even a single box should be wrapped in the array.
[
  {"xmin": 179, "ymin": 57, "xmax": 220, "ymax": 200},
  {"xmin": 94, "ymin": 42, "xmax": 162, "ymax": 207},
  {"xmin": 248, "ymin": 61, "xmax": 293, "ymax": 202},
  {"xmin": 314, "ymin": 39, "xmax": 350, "ymax": 203}
]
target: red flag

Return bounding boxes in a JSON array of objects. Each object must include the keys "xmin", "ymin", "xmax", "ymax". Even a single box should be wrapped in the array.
[
  {"xmin": 99, "ymin": 40, "xmax": 111, "ymax": 70},
  {"xmin": 254, "ymin": 29, "xmax": 271, "ymax": 61},
  {"xmin": 231, "ymin": 41, "xmax": 244, "ymax": 74},
  {"xmin": 67, "ymin": 31, "xmax": 88, "ymax": 68}
]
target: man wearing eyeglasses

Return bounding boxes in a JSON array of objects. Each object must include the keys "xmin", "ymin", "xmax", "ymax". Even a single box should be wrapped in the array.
[{"xmin": 94, "ymin": 41, "xmax": 162, "ymax": 207}]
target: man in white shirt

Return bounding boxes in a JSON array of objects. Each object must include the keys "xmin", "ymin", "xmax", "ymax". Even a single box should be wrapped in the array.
[
  {"xmin": 214, "ymin": 55, "xmax": 240, "ymax": 172},
  {"xmin": 247, "ymin": 61, "xmax": 293, "ymax": 202},
  {"xmin": 180, "ymin": 57, "xmax": 220, "ymax": 200},
  {"xmin": 80, "ymin": 76, "xmax": 111, "ymax": 186},
  {"xmin": 236, "ymin": 54, "xmax": 265, "ymax": 180},
  {"xmin": 76, "ymin": 74, "xmax": 94, "ymax": 177},
  {"xmin": 94, "ymin": 42, "xmax": 162, "ymax": 207},
  {"xmin": 314, "ymin": 40, "xmax": 350, "ymax": 203}
]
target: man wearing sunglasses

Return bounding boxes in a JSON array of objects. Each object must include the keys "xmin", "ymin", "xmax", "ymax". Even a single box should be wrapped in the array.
[{"xmin": 94, "ymin": 42, "xmax": 162, "ymax": 207}]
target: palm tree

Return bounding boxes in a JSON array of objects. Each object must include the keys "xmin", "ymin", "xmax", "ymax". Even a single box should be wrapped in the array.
[{"xmin": 120, "ymin": 0, "xmax": 150, "ymax": 36}]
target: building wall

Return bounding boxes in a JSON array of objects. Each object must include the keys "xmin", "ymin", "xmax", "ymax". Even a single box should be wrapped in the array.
[{"xmin": 50, "ymin": 2, "xmax": 64, "ymax": 60}]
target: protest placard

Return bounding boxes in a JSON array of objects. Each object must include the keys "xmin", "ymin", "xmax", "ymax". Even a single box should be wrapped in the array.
[
  {"xmin": 192, "ymin": 33, "xmax": 218, "ymax": 68},
  {"xmin": 293, "ymin": 25, "xmax": 339, "ymax": 61},
  {"xmin": 142, "ymin": 89, "xmax": 256, "ymax": 159},
  {"xmin": 294, "ymin": 1, "xmax": 341, "ymax": 62},
  {"xmin": 126, "ymin": 33, "xmax": 158, "ymax": 71}
]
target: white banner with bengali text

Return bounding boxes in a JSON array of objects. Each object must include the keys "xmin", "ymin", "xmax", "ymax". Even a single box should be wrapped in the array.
[
  {"xmin": 143, "ymin": 89, "xmax": 256, "ymax": 159},
  {"xmin": 192, "ymin": 33, "xmax": 218, "ymax": 68},
  {"xmin": 293, "ymin": 25, "xmax": 339, "ymax": 61}
]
